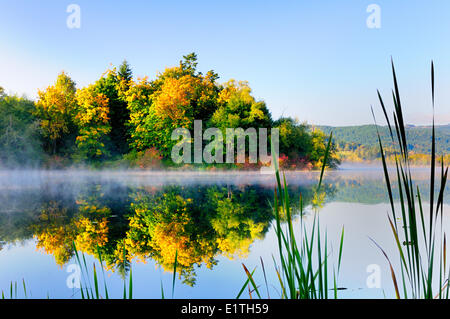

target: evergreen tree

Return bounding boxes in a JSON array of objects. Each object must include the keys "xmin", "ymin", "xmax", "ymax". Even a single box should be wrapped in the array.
[
  {"xmin": 118, "ymin": 60, "xmax": 132, "ymax": 83},
  {"xmin": 96, "ymin": 60, "xmax": 133, "ymax": 155}
]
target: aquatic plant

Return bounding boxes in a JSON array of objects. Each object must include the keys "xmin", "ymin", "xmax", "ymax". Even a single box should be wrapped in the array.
[
  {"xmin": 239, "ymin": 135, "xmax": 344, "ymax": 299},
  {"xmin": 372, "ymin": 60, "xmax": 449, "ymax": 299}
]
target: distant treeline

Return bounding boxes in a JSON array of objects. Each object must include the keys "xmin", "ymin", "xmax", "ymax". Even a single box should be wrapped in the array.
[
  {"xmin": 319, "ymin": 124, "xmax": 450, "ymax": 165},
  {"xmin": 0, "ymin": 53, "xmax": 339, "ymax": 170}
]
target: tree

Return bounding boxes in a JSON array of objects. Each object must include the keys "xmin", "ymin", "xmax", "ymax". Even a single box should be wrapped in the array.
[
  {"xmin": 35, "ymin": 72, "xmax": 77, "ymax": 154},
  {"xmin": 125, "ymin": 54, "xmax": 219, "ymax": 157},
  {"xmin": 124, "ymin": 186, "xmax": 271, "ymax": 286},
  {"xmin": 211, "ymin": 80, "xmax": 272, "ymax": 130},
  {"xmin": 95, "ymin": 62, "xmax": 133, "ymax": 155},
  {"xmin": 181, "ymin": 53, "xmax": 198, "ymax": 75},
  {"xmin": 309, "ymin": 127, "xmax": 340, "ymax": 169},
  {"xmin": 74, "ymin": 84, "xmax": 111, "ymax": 160},
  {"xmin": 0, "ymin": 94, "xmax": 43, "ymax": 166},
  {"xmin": 121, "ymin": 76, "xmax": 157, "ymax": 152},
  {"xmin": 274, "ymin": 117, "xmax": 312, "ymax": 157},
  {"xmin": 34, "ymin": 201, "xmax": 76, "ymax": 267},
  {"xmin": 118, "ymin": 60, "xmax": 133, "ymax": 84},
  {"xmin": 209, "ymin": 80, "xmax": 272, "ymax": 164}
]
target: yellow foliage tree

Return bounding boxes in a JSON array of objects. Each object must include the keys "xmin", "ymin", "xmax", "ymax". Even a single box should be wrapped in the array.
[
  {"xmin": 35, "ymin": 72, "xmax": 77, "ymax": 154},
  {"xmin": 75, "ymin": 85, "xmax": 111, "ymax": 159}
]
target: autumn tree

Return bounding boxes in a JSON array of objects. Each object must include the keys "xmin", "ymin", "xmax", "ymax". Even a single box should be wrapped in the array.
[
  {"xmin": 3, "ymin": 53, "xmax": 341, "ymax": 169},
  {"xmin": 125, "ymin": 54, "xmax": 219, "ymax": 157},
  {"xmin": 207, "ymin": 186, "xmax": 270, "ymax": 258},
  {"xmin": 209, "ymin": 80, "xmax": 272, "ymax": 164},
  {"xmin": 35, "ymin": 72, "xmax": 77, "ymax": 154},
  {"xmin": 124, "ymin": 188, "xmax": 217, "ymax": 285},
  {"xmin": 309, "ymin": 127, "xmax": 340, "ymax": 169},
  {"xmin": 74, "ymin": 84, "xmax": 111, "ymax": 160},
  {"xmin": 124, "ymin": 185, "xmax": 272, "ymax": 286},
  {"xmin": 211, "ymin": 80, "xmax": 272, "ymax": 130},
  {"xmin": 34, "ymin": 201, "xmax": 76, "ymax": 267}
]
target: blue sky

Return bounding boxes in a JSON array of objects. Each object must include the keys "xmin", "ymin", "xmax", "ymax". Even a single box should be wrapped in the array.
[{"xmin": 0, "ymin": 0, "xmax": 449, "ymax": 125}]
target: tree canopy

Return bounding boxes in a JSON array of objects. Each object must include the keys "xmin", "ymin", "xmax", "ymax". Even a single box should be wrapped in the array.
[{"xmin": 0, "ymin": 53, "xmax": 338, "ymax": 169}]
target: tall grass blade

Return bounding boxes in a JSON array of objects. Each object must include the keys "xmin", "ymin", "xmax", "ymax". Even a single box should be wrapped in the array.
[
  {"xmin": 172, "ymin": 250, "xmax": 178, "ymax": 299},
  {"xmin": 93, "ymin": 263, "xmax": 99, "ymax": 299},
  {"xmin": 96, "ymin": 246, "xmax": 109, "ymax": 299},
  {"xmin": 374, "ymin": 60, "xmax": 449, "ymax": 299},
  {"xmin": 260, "ymin": 257, "xmax": 270, "ymax": 299},
  {"xmin": 242, "ymin": 263, "xmax": 262, "ymax": 299},
  {"xmin": 236, "ymin": 268, "xmax": 256, "ymax": 299},
  {"xmin": 128, "ymin": 267, "xmax": 133, "ymax": 299}
]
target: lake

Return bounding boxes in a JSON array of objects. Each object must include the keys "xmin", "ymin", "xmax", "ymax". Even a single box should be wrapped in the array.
[{"xmin": 0, "ymin": 168, "xmax": 448, "ymax": 299}]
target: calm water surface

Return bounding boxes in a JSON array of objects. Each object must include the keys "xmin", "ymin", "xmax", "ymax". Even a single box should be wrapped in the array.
[{"xmin": 0, "ymin": 168, "xmax": 448, "ymax": 299}]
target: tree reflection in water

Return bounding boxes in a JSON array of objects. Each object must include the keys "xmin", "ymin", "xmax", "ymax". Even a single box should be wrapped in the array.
[{"xmin": 1, "ymin": 181, "xmax": 332, "ymax": 287}]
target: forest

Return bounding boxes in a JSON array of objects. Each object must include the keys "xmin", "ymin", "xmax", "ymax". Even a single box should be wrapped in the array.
[
  {"xmin": 320, "ymin": 124, "xmax": 450, "ymax": 165},
  {"xmin": 0, "ymin": 53, "xmax": 339, "ymax": 170}
]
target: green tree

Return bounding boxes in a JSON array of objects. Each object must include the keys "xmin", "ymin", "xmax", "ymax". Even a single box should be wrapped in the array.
[
  {"xmin": 95, "ymin": 62, "xmax": 133, "ymax": 155},
  {"xmin": 118, "ymin": 60, "xmax": 133, "ymax": 83},
  {"xmin": 0, "ymin": 94, "xmax": 43, "ymax": 166},
  {"xmin": 274, "ymin": 117, "xmax": 312, "ymax": 157}
]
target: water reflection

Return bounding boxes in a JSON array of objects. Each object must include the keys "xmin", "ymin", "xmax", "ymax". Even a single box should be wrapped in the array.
[
  {"xmin": 0, "ymin": 169, "xmax": 448, "ymax": 292},
  {"xmin": 0, "ymin": 179, "xmax": 331, "ymax": 287}
]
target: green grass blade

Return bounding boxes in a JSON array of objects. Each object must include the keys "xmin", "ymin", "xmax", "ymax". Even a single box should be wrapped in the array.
[
  {"xmin": 236, "ymin": 268, "xmax": 256, "ymax": 299},
  {"xmin": 128, "ymin": 267, "xmax": 133, "ymax": 299},
  {"xmin": 242, "ymin": 263, "xmax": 262, "ymax": 299},
  {"xmin": 93, "ymin": 263, "xmax": 99, "ymax": 299},
  {"xmin": 172, "ymin": 250, "xmax": 178, "ymax": 299}
]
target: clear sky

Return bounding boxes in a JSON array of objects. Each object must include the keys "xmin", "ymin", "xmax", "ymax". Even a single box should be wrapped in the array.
[{"xmin": 0, "ymin": 0, "xmax": 449, "ymax": 126}]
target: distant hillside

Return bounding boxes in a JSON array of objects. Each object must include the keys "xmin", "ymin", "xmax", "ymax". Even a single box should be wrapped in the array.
[{"xmin": 317, "ymin": 124, "xmax": 450, "ymax": 155}]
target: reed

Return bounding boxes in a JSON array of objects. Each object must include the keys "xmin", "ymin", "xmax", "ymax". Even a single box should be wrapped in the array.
[
  {"xmin": 1, "ymin": 279, "xmax": 28, "ymax": 299},
  {"xmin": 72, "ymin": 242, "xmax": 133, "ymax": 299},
  {"xmin": 372, "ymin": 60, "xmax": 449, "ymax": 299},
  {"xmin": 239, "ymin": 134, "xmax": 344, "ymax": 299}
]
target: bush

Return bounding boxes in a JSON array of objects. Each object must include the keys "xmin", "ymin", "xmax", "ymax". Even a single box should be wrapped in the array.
[{"xmin": 136, "ymin": 147, "xmax": 163, "ymax": 169}]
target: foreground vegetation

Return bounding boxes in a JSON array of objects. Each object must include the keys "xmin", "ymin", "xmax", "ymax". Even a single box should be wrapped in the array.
[
  {"xmin": 371, "ymin": 61, "xmax": 449, "ymax": 298},
  {"xmin": 239, "ymin": 137, "xmax": 345, "ymax": 299},
  {"xmin": 239, "ymin": 61, "xmax": 449, "ymax": 300}
]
